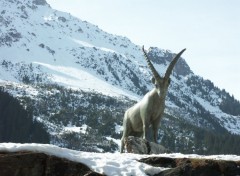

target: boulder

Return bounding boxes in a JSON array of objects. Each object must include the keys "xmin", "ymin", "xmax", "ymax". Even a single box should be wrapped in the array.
[
  {"xmin": 124, "ymin": 136, "xmax": 171, "ymax": 154},
  {"xmin": 139, "ymin": 157, "xmax": 240, "ymax": 176}
]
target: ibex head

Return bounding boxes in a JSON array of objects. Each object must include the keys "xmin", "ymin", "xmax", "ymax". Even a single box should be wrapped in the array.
[{"xmin": 142, "ymin": 46, "xmax": 186, "ymax": 96}]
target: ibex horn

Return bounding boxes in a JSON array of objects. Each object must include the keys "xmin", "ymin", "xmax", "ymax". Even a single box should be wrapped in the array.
[
  {"xmin": 164, "ymin": 48, "xmax": 186, "ymax": 79},
  {"xmin": 142, "ymin": 46, "xmax": 162, "ymax": 81}
]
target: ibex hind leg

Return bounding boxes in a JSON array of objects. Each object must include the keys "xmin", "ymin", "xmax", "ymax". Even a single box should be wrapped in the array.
[
  {"xmin": 120, "ymin": 129, "xmax": 129, "ymax": 153},
  {"xmin": 120, "ymin": 118, "xmax": 132, "ymax": 153},
  {"xmin": 120, "ymin": 126, "xmax": 131, "ymax": 153},
  {"xmin": 120, "ymin": 133, "xmax": 126, "ymax": 153}
]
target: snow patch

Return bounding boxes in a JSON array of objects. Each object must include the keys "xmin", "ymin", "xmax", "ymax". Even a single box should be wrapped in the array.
[
  {"xmin": 33, "ymin": 62, "xmax": 139, "ymax": 100},
  {"xmin": 0, "ymin": 143, "xmax": 166, "ymax": 176},
  {"xmin": 64, "ymin": 124, "xmax": 88, "ymax": 134}
]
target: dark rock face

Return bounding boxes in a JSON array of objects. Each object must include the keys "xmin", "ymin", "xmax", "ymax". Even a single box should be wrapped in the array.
[
  {"xmin": 124, "ymin": 136, "xmax": 171, "ymax": 154},
  {"xmin": 147, "ymin": 47, "xmax": 192, "ymax": 77},
  {"xmin": 139, "ymin": 157, "xmax": 240, "ymax": 176},
  {"xmin": 32, "ymin": 0, "xmax": 47, "ymax": 6},
  {"xmin": 0, "ymin": 29, "xmax": 22, "ymax": 46},
  {"xmin": 0, "ymin": 152, "xmax": 104, "ymax": 176},
  {"xmin": 125, "ymin": 137, "xmax": 240, "ymax": 175}
]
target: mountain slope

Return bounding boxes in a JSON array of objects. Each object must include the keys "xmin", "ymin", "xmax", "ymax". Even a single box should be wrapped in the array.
[{"xmin": 1, "ymin": 0, "xmax": 240, "ymax": 154}]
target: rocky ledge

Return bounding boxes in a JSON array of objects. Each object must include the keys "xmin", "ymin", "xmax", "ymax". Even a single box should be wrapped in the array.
[
  {"xmin": 1, "ymin": 150, "xmax": 240, "ymax": 176},
  {"xmin": 125, "ymin": 136, "xmax": 240, "ymax": 175},
  {"xmin": 0, "ymin": 151, "xmax": 103, "ymax": 176},
  {"xmin": 140, "ymin": 157, "xmax": 240, "ymax": 176}
]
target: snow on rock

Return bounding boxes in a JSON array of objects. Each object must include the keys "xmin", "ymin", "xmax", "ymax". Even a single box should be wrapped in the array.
[
  {"xmin": 1, "ymin": 143, "xmax": 240, "ymax": 176},
  {"xmin": 0, "ymin": 143, "xmax": 165, "ymax": 176}
]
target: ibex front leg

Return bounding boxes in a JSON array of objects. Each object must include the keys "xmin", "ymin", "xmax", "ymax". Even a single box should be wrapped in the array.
[
  {"xmin": 152, "ymin": 118, "xmax": 161, "ymax": 143},
  {"xmin": 141, "ymin": 115, "xmax": 150, "ymax": 141}
]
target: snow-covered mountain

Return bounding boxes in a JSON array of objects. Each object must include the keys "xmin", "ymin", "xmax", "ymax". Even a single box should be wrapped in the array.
[{"xmin": 1, "ymin": 0, "xmax": 240, "ymax": 154}]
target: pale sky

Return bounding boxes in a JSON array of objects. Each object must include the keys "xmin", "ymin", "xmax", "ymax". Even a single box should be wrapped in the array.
[{"xmin": 46, "ymin": 0, "xmax": 240, "ymax": 100}]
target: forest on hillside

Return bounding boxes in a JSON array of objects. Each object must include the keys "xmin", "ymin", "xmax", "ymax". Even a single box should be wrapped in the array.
[
  {"xmin": 1, "ymin": 85, "xmax": 240, "ymax": 155},
  {"xmin": 0, "ymin": 87, "xmax": 49, "ymax": 143}
]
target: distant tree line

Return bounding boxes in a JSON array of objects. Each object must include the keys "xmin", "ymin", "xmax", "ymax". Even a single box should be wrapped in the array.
[
  {"xmin": 219, "ymin": 90, "xmax": 240, "ymax": 116},
  {"xmin": 2, "ymin": 82, "xmax": 240, "ymax": 155},
  {"xmin": 186, "ymin": 75, "xmax": 240, "ymax": 117},
  {"xmin": 160, "ymin": 114, "xmax": 240, "ymax": 155},
  {"xmin": 0, "ymin": 87, "xmax": 50, "ymax": 143}
]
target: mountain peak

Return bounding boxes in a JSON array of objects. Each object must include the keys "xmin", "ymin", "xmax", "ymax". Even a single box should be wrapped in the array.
[
  {"xmin": 32, "ymin": 0, "xmax": 48, "ymax": 6},
  {"xmin": 147, "ymin": 47, "xmax": 192, "ymax": 76},
  {"xmin": 4, "ymin": 0, "xmax": 48, "ymax": 6}
]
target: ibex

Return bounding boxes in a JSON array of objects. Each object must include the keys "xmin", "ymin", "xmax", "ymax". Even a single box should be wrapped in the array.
[{"xmin": 120, "ymin": 46, "xmax": 186, "ymax": 153}]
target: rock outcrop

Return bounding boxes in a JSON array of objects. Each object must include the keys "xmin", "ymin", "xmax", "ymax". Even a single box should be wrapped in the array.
[
  {"xmin": 0, "ymin": 151, "xmax": 104, "ymax": 176},
  {"xmin": 1, "ymin": 150, "xmax": 240, "ymax": 176},
  {"xmin": 124, "ymin": 137, "xmax": 240, "ymax": 175},
  {"xmin": 124, "ymin": 136, "xmax": 171, "ymax": 154},
  {"xmin": 139, "ymin": 157, "xmax": 240, "ymax": 176}
]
